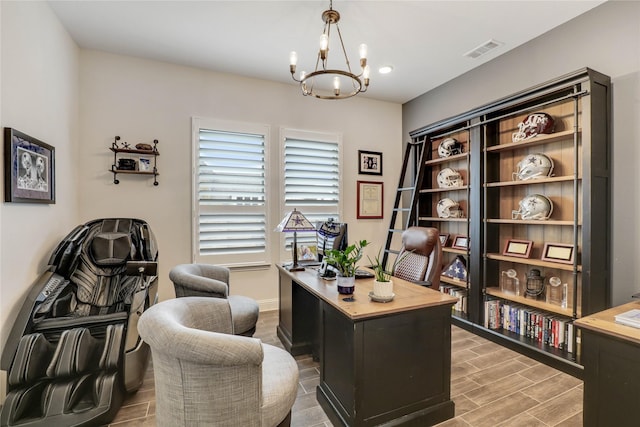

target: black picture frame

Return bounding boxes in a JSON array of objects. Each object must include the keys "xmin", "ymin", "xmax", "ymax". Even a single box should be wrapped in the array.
[
  {"xmin": 358, "ymin": 150, "xmax": 382, "ymax": 175},
  {"xmin": 4, "ymin": 127, "xmax": 55, "ymax": 204}
]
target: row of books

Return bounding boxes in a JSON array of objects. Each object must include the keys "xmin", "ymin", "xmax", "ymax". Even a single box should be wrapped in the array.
[
  {"xmin": 439, "ymin": 285, "xmax": 467, "ymax": 314},
  {"xmin": 484, "ymin": 299, "xmax": 575, "ymax": 353}
]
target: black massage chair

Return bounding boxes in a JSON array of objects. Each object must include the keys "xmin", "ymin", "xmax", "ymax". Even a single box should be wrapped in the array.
[{"xmin": 0, "ymin": 218, "xmax": 158, "ymax": 427}]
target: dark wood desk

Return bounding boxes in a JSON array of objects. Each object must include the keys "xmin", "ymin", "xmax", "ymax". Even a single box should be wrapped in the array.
[
  {"xmin": 277, "ymin": 265, "xmax": 457, "ymax": 426},
  {"xmin": 574, "ymin": 300, "xmax": 640, "ymax": 427}
]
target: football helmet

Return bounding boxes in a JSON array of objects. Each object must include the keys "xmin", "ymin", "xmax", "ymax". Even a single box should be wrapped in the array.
[
  {"xmin": 512, "ymin": 112, "xmax": 555, "ymax": 142},
  {"xmin": 437, "ymin": 168, "xmax": 464, "ymax": 188},
  {"xmin": 513, "ymin": 153, "xmax": 554, "ymax": 181},
  {"xmin": 437, "ymin": 138, "xmax": 464, "ymax": 158},
  {"xmin": 437, "ymin": 198, "xmax": 464, "ymax": 219},
  {"xmin": 512, "ymin": 194, "xmax": 553, "ymax": 220}
]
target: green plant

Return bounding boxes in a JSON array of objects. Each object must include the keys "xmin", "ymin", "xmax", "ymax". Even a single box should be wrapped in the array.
[
  {"xmin": 367, "ymin": 248, "xmax": 411, "ymax": 282},
  {"xmin": 324, "ymin": 240, "xmax": 369, "ymax": 277}
]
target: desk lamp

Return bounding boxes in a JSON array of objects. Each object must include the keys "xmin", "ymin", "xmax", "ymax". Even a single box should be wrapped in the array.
[{"xmin": 275, "ymin": 209, "xmax": 316, "ymax": 271}]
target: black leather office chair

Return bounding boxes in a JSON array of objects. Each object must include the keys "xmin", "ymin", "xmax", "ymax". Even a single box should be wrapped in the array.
[{"xmin": 0, "ymin": 218, "xmax": 158, "ymax": 427}]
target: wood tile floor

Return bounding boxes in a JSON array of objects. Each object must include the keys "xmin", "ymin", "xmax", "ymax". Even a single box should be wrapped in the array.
[{"xmin": 107, "ymin": 310, "xmax": 583, "ymax": 427}]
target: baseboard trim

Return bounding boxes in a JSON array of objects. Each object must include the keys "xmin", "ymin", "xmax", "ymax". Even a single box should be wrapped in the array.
[{"xmin": 258, "ymin": 298, "xmax": 278, "ymax": 312}]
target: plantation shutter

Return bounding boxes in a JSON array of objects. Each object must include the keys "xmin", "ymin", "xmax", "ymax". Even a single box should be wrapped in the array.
[
  {"xmin": 282, "ymin": 130, "xmax": 342, "ymax": 252},
  {"xmin": 194, "ymin": 119, "xmax": 270, "ymax": 266}
]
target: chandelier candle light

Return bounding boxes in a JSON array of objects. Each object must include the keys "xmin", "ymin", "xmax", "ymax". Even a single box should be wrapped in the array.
[
  {"xmin": 289, "ymin": 0, "xmax": 370, "ymax": 99},
  {"xmin": 275, "ymin": 209, "xmax": 317, "ymax": 271}
]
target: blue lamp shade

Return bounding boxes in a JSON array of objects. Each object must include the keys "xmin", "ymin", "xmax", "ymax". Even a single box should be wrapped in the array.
[{"xmin": 275, "ymin": 209, "xmax": 316, "ymax": 271}]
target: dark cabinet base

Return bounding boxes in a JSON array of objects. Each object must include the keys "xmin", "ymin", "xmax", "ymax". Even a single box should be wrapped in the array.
[{"xmin": 581, "ymin": 330, "xmax": 640, "ymax": 427}]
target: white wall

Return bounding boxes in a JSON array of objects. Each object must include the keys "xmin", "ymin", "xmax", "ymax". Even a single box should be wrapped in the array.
[
  {"xmin": 403, "ymin": 1, "xmax": 640, "ymax": 305},
  {"xmin": 78, "ymin": 50, "xmax": 402, "ymax": 308},
  {"xmin": 0, "ymin": 0, "xmax": 80, "ymax": 397}
]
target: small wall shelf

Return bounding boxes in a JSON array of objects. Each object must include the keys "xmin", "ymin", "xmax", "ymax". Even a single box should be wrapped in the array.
[{"xmin": 109, "ymin": 136, "xmax": 159, "ymax": 185}]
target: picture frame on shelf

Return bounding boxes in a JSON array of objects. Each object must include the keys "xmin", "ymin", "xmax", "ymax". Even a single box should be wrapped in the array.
[
  {"xmin": 4, "ymin": 127, "xmax": 55, "ymax": 204},
  {"xmin": 502, "ymin": 239, "xmax": 533, "ymax": 258},
  {"xmin": 358, "ymin": 150, "xmax": 382, "ymax": 175},
  {"xmin": 439, "ymin": 233, "xmax": 449, "ymax": 247},
  {"xmin": 357, "ymin": 180, "xmax": 383, "ymax": 219},
  {"xmin": 451, "ymin": 235, "xmax": 469, "ymax": 250},
  {"xmin": 541, "ymin": 243, "xmax": 575, "ymax": 264}
]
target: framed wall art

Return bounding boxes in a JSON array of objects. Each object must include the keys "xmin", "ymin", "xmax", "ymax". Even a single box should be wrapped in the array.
[
  {"xmin": 502, "ymin": 239, "xmax": 533, "ymax": 258},
  {"xmin": 357, "ymin": 180, "xmax": 383, "ymax": 219},
  {"xmin": 4, "ymin": 127, "xmax": 55, "ymax": 203},
  {"xmin": 358, "ymin": 150, "xmax": 382, "ymax": 175},
  {"xmin": 541, "ymin": 243, "xmax": 575, "ymax": 264}
]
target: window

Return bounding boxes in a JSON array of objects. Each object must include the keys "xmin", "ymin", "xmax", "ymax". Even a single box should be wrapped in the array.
[
  {"xmin": 280, "ymin": 128, "xmax": 342, "ymax": 259},
  {"xmin": 192, "ymin": 118, "xmax": 270, "ymax": 267}
]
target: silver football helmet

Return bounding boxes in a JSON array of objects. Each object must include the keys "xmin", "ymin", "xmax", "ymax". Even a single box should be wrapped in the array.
[
  {"xmin": 437, "ymin": 168, "xmax": 463, "ymax": 188},
  {"xmin": 512, "ymin": 194, "xmax": 553, "ymax": 220},
  {"xmin": 513, "ymin": 153, "xmax": 554, "ymax": 181},
  {"xmin": 437, "ymin": 198, "xmax": 464, "ymax": 219},
  {"xmin": 437, "ymin": 138, "xmax": 463, "ymax": 158}
]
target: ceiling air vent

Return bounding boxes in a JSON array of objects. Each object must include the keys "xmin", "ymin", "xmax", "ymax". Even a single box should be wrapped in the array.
[{"xmin": 463, "ymin": 39, "xmax": 502, "ymax": 59}]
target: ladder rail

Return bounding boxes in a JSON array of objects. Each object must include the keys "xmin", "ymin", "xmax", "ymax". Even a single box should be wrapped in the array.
[{"xmin": 382, "ymin": 137, "xmax": 430, "ymax": 268}]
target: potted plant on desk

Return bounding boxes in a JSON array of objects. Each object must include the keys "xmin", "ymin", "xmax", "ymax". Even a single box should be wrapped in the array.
[
  {"xmin": 324, "ymin": 240, "xmax": 369, "ymax": 294},
  {"xmin": 367, "ymin": 249, "xmax": 411, "ymax": 300}
]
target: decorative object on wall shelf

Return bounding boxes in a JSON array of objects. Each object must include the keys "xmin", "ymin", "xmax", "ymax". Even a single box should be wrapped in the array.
[
  {"xmin": 109, "ymin": 136, "xmax": 159, "ymax": 185},
  {"xmin": 502, "ymin": 239, "xmax": 533, "ymax": 258},
  {"xmin": 439, "ymin": 233, "xmax": 449, "ymax": 247},
  {"xmin": 451, "ymin": 235, "xmax": 469, "ymax": 251},
  {"xmin": 4, "ymin": 127, "xmax": 55, "ymax": 204},
  {"xmin": 541, "ymin": 243, "xmax": 575, "ymax": 265},
  {"xmin": 358, "ymin": 150, "xmax": 382, "ymax": 175},
  {"xmin": 511, "ymin": 194, "xmax": 553, "ymax": 220},
  {"xmin": 511, "ymin": 112, "xmax": 555, "ymax": 143}
]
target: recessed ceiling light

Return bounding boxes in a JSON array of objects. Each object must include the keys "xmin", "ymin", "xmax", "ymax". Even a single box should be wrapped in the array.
[{"xmin": 378, "ymin": 65, "xmax": 393, "ymax": 74}]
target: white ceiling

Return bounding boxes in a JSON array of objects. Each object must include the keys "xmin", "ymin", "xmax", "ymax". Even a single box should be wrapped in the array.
[{"xmin": 48, "ymin": 0, "xmax": 605, "ymax": 104}]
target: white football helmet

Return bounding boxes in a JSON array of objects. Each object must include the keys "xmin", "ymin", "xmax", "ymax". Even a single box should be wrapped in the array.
[
  {"xmin": 437, "ymin": 138, "xmax": 464, "ymax": 158},
  {"xmin": 512, "ymin": 194, "xmax": 553, "ymax": 220},
  {"xmin": 437, "ymin": 168, "xmax": 463, "ymax": 188},
  {"xmin": 513, "ymin": 153, "xmax": 554, "ymax": 181},
  {"xmin": 437, "ymin": 198, "xmax": 464, "ymax": 219}
]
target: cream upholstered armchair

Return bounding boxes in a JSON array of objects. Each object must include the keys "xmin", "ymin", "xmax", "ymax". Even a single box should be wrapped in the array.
[
  {"xmin": 138, "ymin": 297, "xmax": 299, "ymax": 427},
  {"xmin": 169, "ymin": 263, "xmax": 259, "ymax": 336},
  {"xmin": 393, "ymin": 226, "xmax": 442, "ymax": 289}
]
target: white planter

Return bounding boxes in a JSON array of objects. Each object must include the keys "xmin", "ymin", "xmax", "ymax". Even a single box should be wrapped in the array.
[{"xmin": 373, "ymin": 280, "xmax": 394, "ymax": 298}]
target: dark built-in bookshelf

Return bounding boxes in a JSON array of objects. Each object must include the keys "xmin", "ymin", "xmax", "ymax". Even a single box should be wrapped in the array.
[{"xmin": 408, "ymin": 68, "xmax": 611, "ymax": 377}]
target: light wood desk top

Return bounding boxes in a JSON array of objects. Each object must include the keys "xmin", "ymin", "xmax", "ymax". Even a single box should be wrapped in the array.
[
  {"xmin": 574, "ymin": 300, "xmax": 640, "ymax": 345},
  {"xmin": 277, "ymin": 264, "xmax": 457, "ymax": 320}
]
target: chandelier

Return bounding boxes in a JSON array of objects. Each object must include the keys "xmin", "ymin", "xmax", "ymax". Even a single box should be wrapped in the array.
[{"xmin": 289, "ymin": 0, "xmax": 370, "ymax": 100}]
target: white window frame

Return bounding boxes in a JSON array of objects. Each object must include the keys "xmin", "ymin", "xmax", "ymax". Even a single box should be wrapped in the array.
[
  {"xmin": 191, "ymin": 117, "xmax": 271, "ymax": 268},
  {"xmin": 278, "ymin": 127, "xmax": 343, "ymax": 262}
]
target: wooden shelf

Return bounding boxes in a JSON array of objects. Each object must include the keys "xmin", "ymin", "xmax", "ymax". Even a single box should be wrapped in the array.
[
  {"xmin": 420, "ymin": 186, "xmax": 470, "ymax": 194},
  {"xmin": 443, "ymin": 247, "xmax": 468, "ymax": 255},
  {"xmin": 110, "ymin": 147, "xmax": 159, "ymax": 156},
  {"xmin": 485, "ymin": 219, "xmax": 577, "ymax": 226},
  {"xmin": 485, "ymin": 253, "xmax": 581, "ymax": 272},
  {"xmin": 419, "ymin": 216, "xmax": 468, "ymax": 223},
  {"xmin": 440, "ymin": 276, "xmax": 468, "ymax": 288},
  {"xmin": 485, "ymin": 175, "xmax": 577, "ymax": 188},
  {"xmin": 485, "ymin": 288, "xmax": 574, "ymax": 317},
  {"xmin": 424, "ymin": 152, "xmax": 469, "ymax": 166},
  {"xmin": 485, "ymin": 129, "xmax": 578, "ymax": 153}
]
